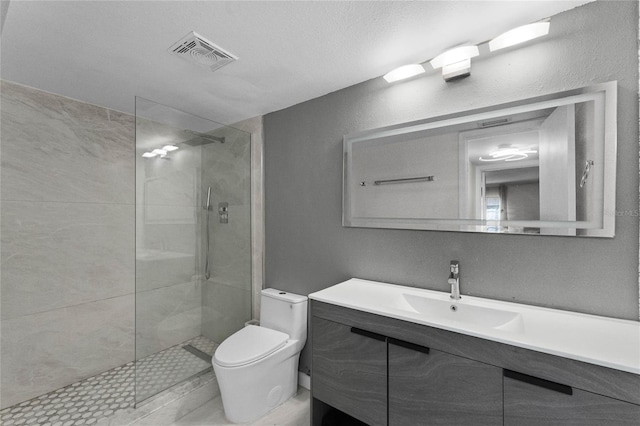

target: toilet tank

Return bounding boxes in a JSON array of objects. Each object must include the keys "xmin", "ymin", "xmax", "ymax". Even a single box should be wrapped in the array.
[{"xmin": 260, "ymin": 288, "xmax": 308, "ymax": 342}]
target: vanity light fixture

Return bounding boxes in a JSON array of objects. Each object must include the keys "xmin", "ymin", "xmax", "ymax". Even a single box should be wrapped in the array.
[
  {"xmin": 162, "ymin": 145, "xmax": 179, "ymax": 152},
  {"xmin": 489, "ymin": 21, "xmax": 550, "ymax": 52},
  {"xmin": 479, "ymin": 144, "xmax": 538, "ymax": 162},
  {"xmin": 429, "ymin": 45, "xmax": 479, "ymax": 81},
  {"xmin": 142, "ymin": 152, "xmax": 157, "ymax": 158},
  {"xmin": 382, "ymin": 19, "xmax": 550, "ymax": 84},
  {"xmin": 383, "ymin": 64, "xmax": 426, "ymax": 83}
]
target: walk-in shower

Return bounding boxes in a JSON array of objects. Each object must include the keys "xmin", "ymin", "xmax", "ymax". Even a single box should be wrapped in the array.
[
  {"xmin": 0, "ymin": 86, "xmax": 253, "ymax": 425},
  {"xmin": 135, "ymin": 97, "xmax": 252, "ymax": 404}
]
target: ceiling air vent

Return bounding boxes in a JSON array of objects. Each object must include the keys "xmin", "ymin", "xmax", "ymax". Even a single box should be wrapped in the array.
[{"xmin": 168, "ymin": 31, "xmax": 238, "ymax": 72}]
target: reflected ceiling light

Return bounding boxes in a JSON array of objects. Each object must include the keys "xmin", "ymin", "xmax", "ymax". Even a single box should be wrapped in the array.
[
  {"xmin": 143, "ymin": 145, "xmax": 178, "ymax": 159},
  {"xmin": 383, "ymin": 64, "xmax": 426, "ymax": 83},
  {"xmin": 430, "ymin": 45, "xmax": 479, "ymax": 81},
  {"xmin": 479, "ymin": 144, "xmax": 538, "ymax": 162},
  {"xmin": 489, "ymin": 22, "xmax": 550, "ymax": 52}
]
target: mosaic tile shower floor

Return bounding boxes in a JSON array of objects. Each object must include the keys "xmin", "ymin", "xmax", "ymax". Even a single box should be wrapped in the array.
[{"xmin": 0, "ymin": 336, "xmax": 217, "ymax": 426}]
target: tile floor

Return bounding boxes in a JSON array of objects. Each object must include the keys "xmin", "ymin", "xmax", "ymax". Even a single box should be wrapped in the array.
[
  {"xmin": 0, "ymin": 363, "xmax": 134, "ymax": 426},
  {"xmin": 167, "ymin": 388, "xmax": 310, "ymax": 426},
  {"xmin": 0, "ymin": 336, "xmax": 218, "ymax": 426},
  {"xmin": 116, "ymin": 374, "xmax": 310, "ymax": 426},
  {"xmin": 136, "ymin": 336, "xmax": 217, "ymax": 403},
  {"xmin": 99, "ymin": 368, "xmax": 310, "ymax": 425}
]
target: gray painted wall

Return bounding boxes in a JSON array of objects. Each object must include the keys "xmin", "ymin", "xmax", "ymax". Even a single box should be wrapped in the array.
[{"xmin": 263, "ymin": 1, "xmax": 639, "ymax": 373}]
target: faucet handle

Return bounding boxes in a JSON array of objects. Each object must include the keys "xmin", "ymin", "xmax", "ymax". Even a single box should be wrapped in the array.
[{"xmin": 450, "ymin": 260, "xmax": 459, "ymax": 273}]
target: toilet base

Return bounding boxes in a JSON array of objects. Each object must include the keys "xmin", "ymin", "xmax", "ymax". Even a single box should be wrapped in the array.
[{"xmin": 213, "ymin": 352, "xmax": 299, "ymax": 423}]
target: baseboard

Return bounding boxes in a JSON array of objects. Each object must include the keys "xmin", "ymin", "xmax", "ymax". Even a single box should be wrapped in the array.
[{"xmin": 298, "ymin": 372, "xmax": 311, "ymax": 390}]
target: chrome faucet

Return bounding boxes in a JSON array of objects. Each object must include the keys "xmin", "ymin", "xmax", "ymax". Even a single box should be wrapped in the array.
[{"xmin": 448, "ymin": 260, "xmax": 461, "ymax": 300}]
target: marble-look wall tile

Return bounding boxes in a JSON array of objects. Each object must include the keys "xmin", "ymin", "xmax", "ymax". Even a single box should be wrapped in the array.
[
  {"xmin": 198, "ymin": 120, "xmax": 253, "ymax": 340},
  {"xmin": 201, "ymin": 282, "xmax": 251, "ymax": 343},
  {"xmin": 136, "ymin": 250, "xmax": 196, "ymax": 293},
  {"xmin": 142, "ymin": 221, "xmax": 198, "ymax": 255},
  {"xmin": 228, "ymin": 115, "xmax": 265, "ymax": 320},
  {"xmin": 1, "ymin": 201, "xmax": 134, "ymax": 319},
  {"xmin": 207, "ymin": 204, "xmax": 251, "ymax": 290},
  {"xmin": 249, "ymin": 118, "xmax": 264, "ymax": 320},
  {"xmin": 0, "ymin": 294, "xmax": 134, "ymax": 409},
  {"xmin": 1, "ymin": 81, "xmax": 134, "ymax": 204},
  {"xmin": 201, "ymin": 128, "xmax": 251, "ymax": 207},
  {"xmin": 1, "ymin": 81, "xmax": 136, "ymax": 409},
  {"xmin": 140, "ymin": 163, "xmax": 200, "ymax": 208},
  {"xmin": 136, "ymin": 281, "xmax": 202, "ymax": 359}
]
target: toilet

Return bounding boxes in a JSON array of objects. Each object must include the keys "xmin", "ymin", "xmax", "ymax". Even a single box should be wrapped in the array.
[{"xmin": 212, "ymin": 288, "xmax": 308, "ymax": 423}]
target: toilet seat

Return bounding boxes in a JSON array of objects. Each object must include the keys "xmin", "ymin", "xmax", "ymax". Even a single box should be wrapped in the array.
[{"xmin": 214, "ymin": 325, "xmax": 289, "ymax": 368}]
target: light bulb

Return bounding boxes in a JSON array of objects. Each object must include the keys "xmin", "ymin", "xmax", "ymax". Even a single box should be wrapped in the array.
[
  {"xmin": 383, "ymin": 64, "xmax": 426, "ymax": 83},
  {"xmin": 489, "ymin": 22, "xmax": 550, "ymax": 52}
]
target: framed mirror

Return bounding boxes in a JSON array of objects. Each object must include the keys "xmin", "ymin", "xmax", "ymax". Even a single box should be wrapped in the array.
[{"xmin": 343, "ymin": 82, "xmax": 617, "ymax": 237}]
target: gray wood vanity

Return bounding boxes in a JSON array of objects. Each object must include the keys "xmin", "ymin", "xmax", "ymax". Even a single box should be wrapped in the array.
[{"xmin": 310, "ymin": 298, "xmax": 640, "ymax": 426}]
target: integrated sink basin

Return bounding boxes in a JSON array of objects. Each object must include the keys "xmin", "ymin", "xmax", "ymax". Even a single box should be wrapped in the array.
[
  {"xmin": 401, "ymin": 293, "xmax": 524, "ymax": 332},
  {"xmin": 309, "ymin": 278, "xmax": 640, "ymax": 374}
]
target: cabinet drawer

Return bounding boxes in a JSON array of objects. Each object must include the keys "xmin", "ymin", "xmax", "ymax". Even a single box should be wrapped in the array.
[
  {"xmin": 312, "ymin": 317, "xmax": 387, "ymax": 426},
  {"xmin": 388, "ymin": 339, "xmax": 502, "ymax": 426},
  {"xmin": 504, "ymin": 372, "xmax": 640, "ymax": 426}
]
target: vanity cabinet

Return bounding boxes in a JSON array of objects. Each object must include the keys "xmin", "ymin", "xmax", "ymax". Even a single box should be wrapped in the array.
[
  {"xmin": 312, "ymin": 317, "xmax": 387, "ymax": 426},
  {"xmin": 388, "ymin": 339, "xmax": 502, "ymax": 426},
  {"xmin": 503, "ymin": 370, "xmax": 640, "ymax": 426},
  {"xmin": 310, "ymin": 300, "xmax": 640, "ymax": 426}
]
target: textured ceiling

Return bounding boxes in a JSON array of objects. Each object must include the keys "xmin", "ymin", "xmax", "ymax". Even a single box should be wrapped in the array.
[{"xmin": 1, "ymin": 1, "xmax": 591, "ymax": 125}]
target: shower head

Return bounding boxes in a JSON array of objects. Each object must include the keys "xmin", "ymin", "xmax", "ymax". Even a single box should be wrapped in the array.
[{"xmin": 205, "ymin": 186, "xmax": 212, "ymax": 211}]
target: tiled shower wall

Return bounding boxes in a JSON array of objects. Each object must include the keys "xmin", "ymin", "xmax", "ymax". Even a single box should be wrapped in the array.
[
  {"xmin": 0, "ymin": 81, "xmax": 136, "ymax": 409},
  {"xmin": 200, "ymin": 124, "xmax": 253, "ymax": 344},
  {"xmin": 230, "ymin": 116, "xmax": 264, "ymax": 322}
]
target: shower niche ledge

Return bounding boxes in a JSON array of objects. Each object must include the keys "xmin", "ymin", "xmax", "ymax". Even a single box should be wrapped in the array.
[{"xmin": 136, "ymin": 249, "xmax": 196, "ymax": 291}]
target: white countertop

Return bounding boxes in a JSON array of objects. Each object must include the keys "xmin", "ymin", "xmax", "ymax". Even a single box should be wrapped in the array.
[{"xmin": 309, "ymin": 278, "xmax": 640, "ymax": 375}]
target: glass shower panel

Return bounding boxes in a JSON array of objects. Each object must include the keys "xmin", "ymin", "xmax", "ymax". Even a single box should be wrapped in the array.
[{"xmin": 135, "ymin": 97, "xmax": 251, "ymax": 404}]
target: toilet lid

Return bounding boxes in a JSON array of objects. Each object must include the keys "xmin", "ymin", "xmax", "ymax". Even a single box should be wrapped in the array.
[{"xmin": 214, "ymin": 325, "xmax": 289, "ymax": 368}]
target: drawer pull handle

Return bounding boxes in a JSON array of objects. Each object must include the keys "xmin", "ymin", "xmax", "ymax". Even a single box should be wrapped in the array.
[
  {"xmin": 350, "ymin": 327, "xmax": 386, "ymax": 342},
  {"xmin": 388, "ymin": 337, "xmax": 430, "ymax": 355},
  {"xmin": 504, "ymin": 369, "xmax": 573, "ymax": 395}
]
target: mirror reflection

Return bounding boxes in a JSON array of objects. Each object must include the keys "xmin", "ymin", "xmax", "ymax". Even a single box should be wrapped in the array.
[{"xmin": 343, "ymin": 82, "xmax": 616, "ymax": 237}]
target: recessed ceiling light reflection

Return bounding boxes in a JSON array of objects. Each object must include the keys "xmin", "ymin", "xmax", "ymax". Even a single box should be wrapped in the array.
[{"xmin": 479, "ymin": 145, "xmax": 538, "ymax": 162}]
